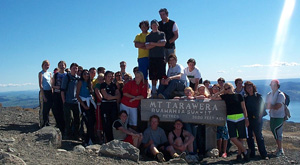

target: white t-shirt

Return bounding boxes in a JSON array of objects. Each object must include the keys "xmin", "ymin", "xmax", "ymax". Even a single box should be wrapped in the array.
[
  {"xmin": 267, "ymin": 90, "xmax": 285, "ymax": 118},
  {"xmin": 167, "ymin": 64, "xmax": 187, "ymax": 83},
  {"xmin": 184, "ymin": 67, "xmax": 201, "ymax": 84}
]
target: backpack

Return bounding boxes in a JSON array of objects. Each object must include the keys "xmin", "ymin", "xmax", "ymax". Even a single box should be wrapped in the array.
[{"xmin": 278, "ymin": 91, "xmax": 291, "ymax": 121}]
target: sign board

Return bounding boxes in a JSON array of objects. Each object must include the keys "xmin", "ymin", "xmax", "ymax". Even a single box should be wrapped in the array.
[{"xmin": 141, "ymin": 99, "xmax": 226, "ymax": 126}]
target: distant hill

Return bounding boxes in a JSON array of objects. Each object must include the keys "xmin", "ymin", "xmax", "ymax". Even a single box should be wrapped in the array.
[{"xmin": 0, "ymin": 90, "xmax": 39, "ymax": 108}]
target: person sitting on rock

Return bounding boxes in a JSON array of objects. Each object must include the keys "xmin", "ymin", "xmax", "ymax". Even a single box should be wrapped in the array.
[
  {"xmin": 168, "ymin": 119, "xmax": 194, "ymax": 156},
  {"xmin": 112, "ymin": 110, "xmax": 143, "ymax": 148},
  {"xmin": 142, "ymin": 115, "xmax": 184, "ymax": 162},
  {"xmin": 157, "ymin": 54, "xmax": 187, "ymax": 99}
]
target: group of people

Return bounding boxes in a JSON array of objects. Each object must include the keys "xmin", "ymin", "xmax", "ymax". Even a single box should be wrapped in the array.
[{"xmin": 37, "ymin": 8, "xmax": 287, "ymax": 163}]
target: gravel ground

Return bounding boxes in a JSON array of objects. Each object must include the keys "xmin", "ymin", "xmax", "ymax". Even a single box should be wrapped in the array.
[{"xmin": 0, "ymin": 106, "xmax": 299, "ymax": 164}]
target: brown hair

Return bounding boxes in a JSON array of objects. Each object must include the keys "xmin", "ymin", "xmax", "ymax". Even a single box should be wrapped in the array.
[
  {"xmin": 149, "ymin": 115, "xmax": 160, "ymax": 123},
  {"xmin": 234, "ymin": 78, "xmax": 243, "ymax": 86},
  {"xmin": 244, "ymin": 81, "xmax": 257, "ymax": 95}
]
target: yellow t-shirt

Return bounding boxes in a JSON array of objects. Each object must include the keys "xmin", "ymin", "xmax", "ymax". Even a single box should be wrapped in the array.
[
  {"xmin": 134, "ymin": 32, "xmax": 150, "ymax": 58},
  {"xmin": 92, "ymin": 79, "xmax": 98, "ymax": 89}
]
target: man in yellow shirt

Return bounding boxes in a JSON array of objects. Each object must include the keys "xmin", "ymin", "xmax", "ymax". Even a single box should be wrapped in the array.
[{"xmin": 134, "ymin": 20, "xmax": 150, "ymax": 80}]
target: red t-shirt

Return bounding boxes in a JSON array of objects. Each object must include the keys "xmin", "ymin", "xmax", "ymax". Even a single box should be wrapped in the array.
[{"xmin": 121, "ymin": 80, "xmax": 147, "ymax": 108}]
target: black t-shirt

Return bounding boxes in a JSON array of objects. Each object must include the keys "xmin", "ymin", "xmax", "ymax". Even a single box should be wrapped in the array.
[
  {"xmin": 146, "ymin": 31, "xmax": 166, "ymax": 58},
  {"xmin": 113, "ymin": 120, "xmax": 129, "ymax": 129},
  {"xmin": 99, "ymin": 82, "xmax": 118, "ymax": 101},
  {"xmin": 221, "ymin": 94, "xmax": 244, "ymax": 115}
]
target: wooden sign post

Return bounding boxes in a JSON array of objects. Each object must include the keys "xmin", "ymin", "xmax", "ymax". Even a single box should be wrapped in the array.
[{"xmin": 141, "ymin": 99, "xmax": 227, "ymax": 151}]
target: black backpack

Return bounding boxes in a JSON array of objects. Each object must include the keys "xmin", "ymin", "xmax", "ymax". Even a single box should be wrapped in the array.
[{"xmin": 278, "ymin": 91, "xmax": 291, "ymax": 120}]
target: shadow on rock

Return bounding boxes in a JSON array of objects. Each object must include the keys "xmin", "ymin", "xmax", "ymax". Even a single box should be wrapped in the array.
[{"xmin": 0, "ymin": 122, "xmax": 39, "ymax": 134}]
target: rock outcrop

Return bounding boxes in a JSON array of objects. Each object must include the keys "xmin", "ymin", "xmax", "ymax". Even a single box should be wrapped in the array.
[
  {"xmin": 99, "ymin": 140, "xmax": 139, "ymax": 162},
  {"xmin": 35, "ymin": 126, "xmax": 62, "ymax": 148}
]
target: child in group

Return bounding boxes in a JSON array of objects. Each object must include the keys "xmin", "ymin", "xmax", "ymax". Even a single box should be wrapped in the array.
[
  {"xmin": 174, "ymin": 87, "xmax": 195, "ymax": 100},
  {"xmin": 195, "ymin": 84, "xmax": 210, "ymax": 99},
  {"xmin": 212, "ymin": 84, "xmax": 229, "ymax": 158}
]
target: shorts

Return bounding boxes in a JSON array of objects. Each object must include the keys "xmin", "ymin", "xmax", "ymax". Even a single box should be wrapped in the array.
[
  {"xmin": 138, "ymin": 57, "xmax": 149, "ymax": 80},
  {"xmin": 123, "ymin": 135, "xmax": 134, "ymax": 145},
  {"xmin": 120, "ymin": 103, "xmax": 138, "ymax": 126},
  {"xmin": 227, "ymin": 119, "xmax": 247, "ymax": 139},
  {"xmin": 217, "ymin": 125, "xmax": 229, "ymax": 140},
  {"xmin": 270, "ymin": 118, "xmax": 284, "ymax": 140},
  {"xmin": 149, "ymin": 58, "xmax": 166, "ymax": 80}
]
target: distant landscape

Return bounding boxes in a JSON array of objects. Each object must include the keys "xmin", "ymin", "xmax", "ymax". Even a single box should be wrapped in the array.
[{"xmin": 0, "ymin": 78, "xmax": 299, "ymax": 108}]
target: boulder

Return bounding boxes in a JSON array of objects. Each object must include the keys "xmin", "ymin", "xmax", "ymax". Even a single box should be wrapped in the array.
[
  {"xmin": 35, "ymin": 126, "xmax": 62, "ymax": 148},
  {"xmin": 99, "ymin": 140, "xmax": 139, "ymax": 162},
  {"xmin": 73, "ymin": 145, "xmax": 85, "ymax": 152},
  {"xmin": 0, "ymin": 151, "xmax": 26, "ymax": 165},
  {"xmin": 86, "ymin": 144, "xmax": 101, "ymax": 153},
  {"xmin": 206, "ymin": 148, "xmax": 219, "ymax": 158},
  {"xmin": 168, "ymin": 158, "xmax": 188, "ymax": 164}
]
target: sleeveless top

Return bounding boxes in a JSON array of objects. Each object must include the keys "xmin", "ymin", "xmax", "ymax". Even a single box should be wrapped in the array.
[
  {"xmin": 172, "ymin": 129, "xmax": 185, "ymax": 142},
  {"xmin": 112, "ymin": 119, "xmax": 128, "ymax": 140},
  {"xmin": 40, "ymin": 70, "xmax": 51, "ymax": 90},
  {"xmin": 79, "ymin": 80, "xmax": 90, "ymax": 98}
]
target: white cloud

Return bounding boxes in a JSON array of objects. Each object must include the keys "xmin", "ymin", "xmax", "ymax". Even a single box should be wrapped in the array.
[
  {"xmin": 243, "ymin": 62, "xmax": 300, "ymax": 68},
  {"xmin": 217, "ymin": 70, "xmax": 225, "ymax": 73},
  {"xmin": 0, "ymin": 83, "xmax": 36, "ymax": 87},
  {"xmin": 243, "ymin": 64, "xmax": 264, "ymax": 68}
]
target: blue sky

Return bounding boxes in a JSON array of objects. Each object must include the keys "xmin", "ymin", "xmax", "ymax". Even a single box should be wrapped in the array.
[{"xmin": 0, "ymin": 0, "xmax": 299, "ymax": 92}]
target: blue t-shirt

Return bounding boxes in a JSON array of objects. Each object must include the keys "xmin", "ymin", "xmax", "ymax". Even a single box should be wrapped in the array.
[
  {"xmin": 142, "ymin": 127, "xmax": 167, "ymax": 146},
  {"xmin": 61, "ymin": 73, "xmax": 79, "ymax": 104},
  {"xmin": 54, "ymin": 72, "xmax": 66, "ymax": 93}
]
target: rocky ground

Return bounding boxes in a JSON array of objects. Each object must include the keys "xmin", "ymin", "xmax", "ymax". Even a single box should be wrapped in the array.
[{"xmin": 0, "ymin": 106, "xmax": 299, "ymax": 164}]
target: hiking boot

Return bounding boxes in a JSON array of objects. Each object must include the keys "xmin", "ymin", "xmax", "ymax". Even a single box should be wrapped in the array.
[
  {"xmin": 276, "ymin": 149, "xmax": 284, "ymax": 157},
  {"xmin": 236, "ymin": 154, "xmax": 242, "ymax": 161},
  {"xmin": 156, "ymin": 152, "xmax": 165, "ymax": 162},
  {"xmin": 243, "ymin": 149, "xmax": 251, "ymax": 161}
]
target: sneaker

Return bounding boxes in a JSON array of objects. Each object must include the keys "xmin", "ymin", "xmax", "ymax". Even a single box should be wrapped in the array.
[
  {"xmin": 156, "ymin": 152, "xmax": 165, "ymax": 162},
  {"xmin": 276, "ymin": 149, "xmax": 284, "ymax": 157},
  {"xmin": 158, "ymin": 93, "xmax": 165, "ymax": 99},
  {"xmin": 179, "ymin": 152, "xmax": 187, "ymax": 160},
  {"xmin": 236, "ymin": 155, "xmax": 242, "ymax": 161},
  {"xmin": 222, "ymin": 153, "xmax": 227, "ymax": 158}
]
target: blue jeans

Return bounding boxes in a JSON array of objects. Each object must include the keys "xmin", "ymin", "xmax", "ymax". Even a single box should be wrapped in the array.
[
  {"xmin": 247, "ymin": 118, "xmax": 267, "ymax": 157},
  {"xmin": 157, "ymin": 79, "xmax": 185, "ymax": 99}
]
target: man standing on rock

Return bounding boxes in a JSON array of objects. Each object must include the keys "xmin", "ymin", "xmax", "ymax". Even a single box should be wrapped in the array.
[
  {"xmin": 134, "ymin": 20, "xmax": 150, "ymax": 80},
  {"xmin": 158, "ymin": 8, "xmax": 179, "ymax": 61},
  {"xmin": 61, "ymin": 63, "xmax": 80, "ymax": 140},
  {"xmin": 146, "ymin": 19, "xmax": 166, "ymax": 96}
]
